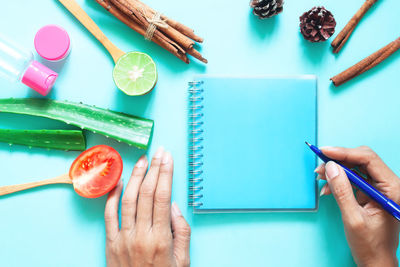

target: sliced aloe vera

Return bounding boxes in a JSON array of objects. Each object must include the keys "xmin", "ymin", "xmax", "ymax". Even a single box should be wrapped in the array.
[
  {"xmin": 0, "ymin": 98, "xmax": 154, "ymax": 150},
  {"xmin": 0, "ymin": 129, "xmax": 85, "ymax": 151}
]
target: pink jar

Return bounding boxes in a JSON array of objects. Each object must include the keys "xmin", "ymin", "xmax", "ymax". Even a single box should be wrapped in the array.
[{"xmin": 34, "ymin": 25, "xmax": 71, "ymax": 62}]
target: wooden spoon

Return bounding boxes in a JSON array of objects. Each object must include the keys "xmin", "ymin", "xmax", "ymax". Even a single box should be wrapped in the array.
[
  {"xmin": 58, "ymin": 0, "xmax": 157, "ymax": 96},
  {"xmin": 0, "ymin": 174, "xmax": 71, "ymax": 196},
  {"xmin": 58, "ymin": 0, "xmax": 124, "ymax": 63}
]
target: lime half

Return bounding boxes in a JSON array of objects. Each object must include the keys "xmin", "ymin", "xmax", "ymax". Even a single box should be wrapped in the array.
[{"xmin": 113, "ymin": 52, "xmax": 157, "ymax": 96}]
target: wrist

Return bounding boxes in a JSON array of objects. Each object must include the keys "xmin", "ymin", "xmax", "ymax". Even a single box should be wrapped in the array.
[{"xmin": 358, "ymin": 254, "xmax": 398, "ymax": 267}]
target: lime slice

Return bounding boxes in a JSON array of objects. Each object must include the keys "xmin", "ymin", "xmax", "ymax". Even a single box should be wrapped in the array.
[{"xmin": 113, "ymin": 52, "xmax": 157, "ymax": 96}]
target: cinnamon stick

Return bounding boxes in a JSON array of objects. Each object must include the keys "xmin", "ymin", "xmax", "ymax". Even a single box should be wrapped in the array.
[
  {"xmin": 331, "ymin": 0, "xmax": 378, "ymax": 53},
  {"xmin": 132, "ymin": 0, "xmax": 203, "ymax": 43},
  {"xmin": 330, "ymin": 37, "xmax": 400, "ymax": 86},
  {"xmin": 187, "ymin": 47, "xmax": 208, "ymax": 64},
  {"xmin": 96, "ymin": 0, "xmax": 206, "ymax": 64},
  {"xmin": 108, "ymin": 0, "xmax": 187, "ymax": 56},
  {"xmin": 109, "ymin": 0, "xmax": 158, "ymax": 39},
  {"xmin": 96, "ymin": 0, "xmax": 189, "ymax": 63},
  {"xmin": 361, "ymin": 39, "xmax": 400, "ymax": 73},
  {"xmin": 115, "ymin": 0, "xmax": 195, "ymax": 50},
  {"xmin": 161, "ymin": 16, "xmax": 204, "ymax": 43}
]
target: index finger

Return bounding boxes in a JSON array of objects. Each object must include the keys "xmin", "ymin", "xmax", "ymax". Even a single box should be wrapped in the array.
[
  {"xmin": 104, "ymin": 179, "xmax": 123, "ymax": 242},
  {"xmin": 321, "ymin": 146, "xmax": 398, "ymax": 184},
  {"xmin": 120, "ymin": 155, "xmax": 148, "ymax": 231}
]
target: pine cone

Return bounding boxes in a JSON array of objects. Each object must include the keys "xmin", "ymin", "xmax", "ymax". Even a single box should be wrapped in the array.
[
  {"xmin": 250, "ymin": 0, "xmax": 284, "ymax": 19},
  {"xmin": 299, "ymin": 6, "xmax": 336, "ymax": 42}
]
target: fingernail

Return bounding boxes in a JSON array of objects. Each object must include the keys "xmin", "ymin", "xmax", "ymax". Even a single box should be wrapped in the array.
[
  {"xmin": 136, "ymin": 155, "xmax": 147, "ymax": 167},
  {"xmin": 316, "ymin": 175, "xmax": 321, "ymax": 181},
  {"xmin": 320, "ymin": 146, "xmax": 335, "ymax": 152},
  {"xmin": 154, "ymin": 147, "xmax": 164, "ymax": 159},
  {"xmin": 171, "ymin": 202, "xmax": 182, "ymax": 217},
  {"xmin": 162, "ymin": 151, "xmax": 171, "ymax": 164},
  {"xmin": 325, "ymin": 161, "xmax": 339, "ymax": 181},
  {"xmin": 314, "ymin": 164, "xmax": 323, "ymax": 173},
  {"xmin": 320, "ymin": 186, "xmax": 326, "ymax": 197}
]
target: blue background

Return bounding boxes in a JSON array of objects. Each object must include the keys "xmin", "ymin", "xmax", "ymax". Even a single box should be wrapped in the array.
[{"xmin": 0, "ymin": 0, "xmax": 399, "ymax": 266}]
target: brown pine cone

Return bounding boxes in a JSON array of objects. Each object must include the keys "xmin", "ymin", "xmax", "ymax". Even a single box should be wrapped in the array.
[
  {"xmin": 299, "ymin": 6, "xmax": 336, "ymax": 42},
  {"xmin": 250, "ymin": 0, "xmax": 284, "ymax": 19}
]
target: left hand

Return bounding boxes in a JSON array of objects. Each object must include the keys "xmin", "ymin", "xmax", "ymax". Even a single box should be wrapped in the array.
[{"xmin": 104, "ymin": 147, "xmax": 191, "ymax": 267}]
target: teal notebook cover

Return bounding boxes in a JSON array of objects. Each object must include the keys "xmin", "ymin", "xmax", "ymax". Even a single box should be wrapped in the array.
[{"xmin": 188, "ymin": 76, "xmax": 317, "ymax": 212}]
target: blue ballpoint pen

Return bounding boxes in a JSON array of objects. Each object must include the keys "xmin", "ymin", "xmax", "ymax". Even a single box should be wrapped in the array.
[{"xmin": 306, "ymin": 142, "xmax": 400, "ymax": 221}]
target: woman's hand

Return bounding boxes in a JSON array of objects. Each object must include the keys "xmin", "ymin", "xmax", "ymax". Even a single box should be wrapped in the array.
[
  {"xmin": 104, "ymin": 147, "xmax": 191, "ymax": 267},
  {"xmin": 316, "ymin": 146, "xmax": 400, "ymax": 267}
]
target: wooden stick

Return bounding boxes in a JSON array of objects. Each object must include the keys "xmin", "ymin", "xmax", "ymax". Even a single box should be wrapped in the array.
[
  {"xmin": 132, "ymin": 0, "xmax": 203, "ymax": 43},
  {"xmin": 330, "ymin": 37, "xmax": 400, "ymax": 86},
  {"xmin": 0, "ymin": 174, "xmax": 71, "ymax": 196},
  {"xmin": 97, "ymin": 0, "xmax": 189, "ymax": 63},
  {"xmin": 331, "ymin": 0, "xmax": 378, "ymax": 53}
]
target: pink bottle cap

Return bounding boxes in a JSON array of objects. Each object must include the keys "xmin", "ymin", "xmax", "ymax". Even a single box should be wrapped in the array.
[
  {"xmin": 21, "ymin": 61, "xmax": 58, "ymax": 96},
  {"xmin": 34, "ymin": 25, "xmax": 70, "ymax": 61}
]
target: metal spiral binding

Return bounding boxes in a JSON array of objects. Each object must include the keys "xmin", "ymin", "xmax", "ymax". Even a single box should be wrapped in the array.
[{"xmin": 188, "ymin": 80, "xmax": 204, "ymax": 207}]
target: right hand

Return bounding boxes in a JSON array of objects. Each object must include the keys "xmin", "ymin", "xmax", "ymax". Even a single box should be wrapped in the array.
[{"xmin": 316, "ymin": 146, "xmax": 400, "ymax": 267}]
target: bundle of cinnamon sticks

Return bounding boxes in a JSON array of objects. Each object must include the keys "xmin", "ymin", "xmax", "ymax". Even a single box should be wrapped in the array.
[{"xmin": 95, "ymin": 0, "xmax": 207, "ymax": 64}]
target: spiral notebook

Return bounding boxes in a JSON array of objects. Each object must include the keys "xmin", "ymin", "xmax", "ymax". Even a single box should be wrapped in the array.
[{"xmin": 188, "ymin": 76, "xmax": 317, "ymax": 213}]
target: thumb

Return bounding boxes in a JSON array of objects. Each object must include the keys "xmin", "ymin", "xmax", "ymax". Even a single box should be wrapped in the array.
[
  {"xmin": 325, "ymin": 161, "xmax": 361, "ymax": 223},
  {"xmin": 171, "ymin": 202, "xmax": 191, "ymax": 267}
]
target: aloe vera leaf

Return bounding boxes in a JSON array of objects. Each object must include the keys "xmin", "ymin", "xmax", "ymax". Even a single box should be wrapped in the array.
[
  {"xmin": 0, "ymin": 98, "xmax": 154, "ymax": 150},
  {"xmin": 0, "ymin": 129, "xmax": 85, "ymax": 151}
]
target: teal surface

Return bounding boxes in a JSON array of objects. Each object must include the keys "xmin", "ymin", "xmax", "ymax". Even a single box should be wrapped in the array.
[
  {"xmin": 0, "ymin": 0, "xmax": 399, "ymax": 266},
  {"xmin": 192, "ymin": 76, "xmax": 317, "ymax": 211}
]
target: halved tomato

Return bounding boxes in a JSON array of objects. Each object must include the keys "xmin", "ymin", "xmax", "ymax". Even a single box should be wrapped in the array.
[{"xmin": 69, "ymin": 145, "xmax": 123, "ymax": 198}]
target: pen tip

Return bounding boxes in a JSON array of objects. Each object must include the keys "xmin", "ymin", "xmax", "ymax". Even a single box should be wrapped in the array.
[{"xmin": 305, "ymin": 141, "xmax": 311, "ymax": 147}]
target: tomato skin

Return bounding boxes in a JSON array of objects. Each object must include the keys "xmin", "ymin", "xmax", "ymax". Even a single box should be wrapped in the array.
[{"xmin": 69, "ymin": 145, "xmax": 123, "ymax": 198}]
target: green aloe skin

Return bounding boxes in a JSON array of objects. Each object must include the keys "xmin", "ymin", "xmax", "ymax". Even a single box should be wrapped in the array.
[
  {"xmin": 0, "ymin": 129, "xmax": 86, "ymax": 151},
  {"xmin": 0, "ymin": 98, "xmax": 154, "ymax": 150}
]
